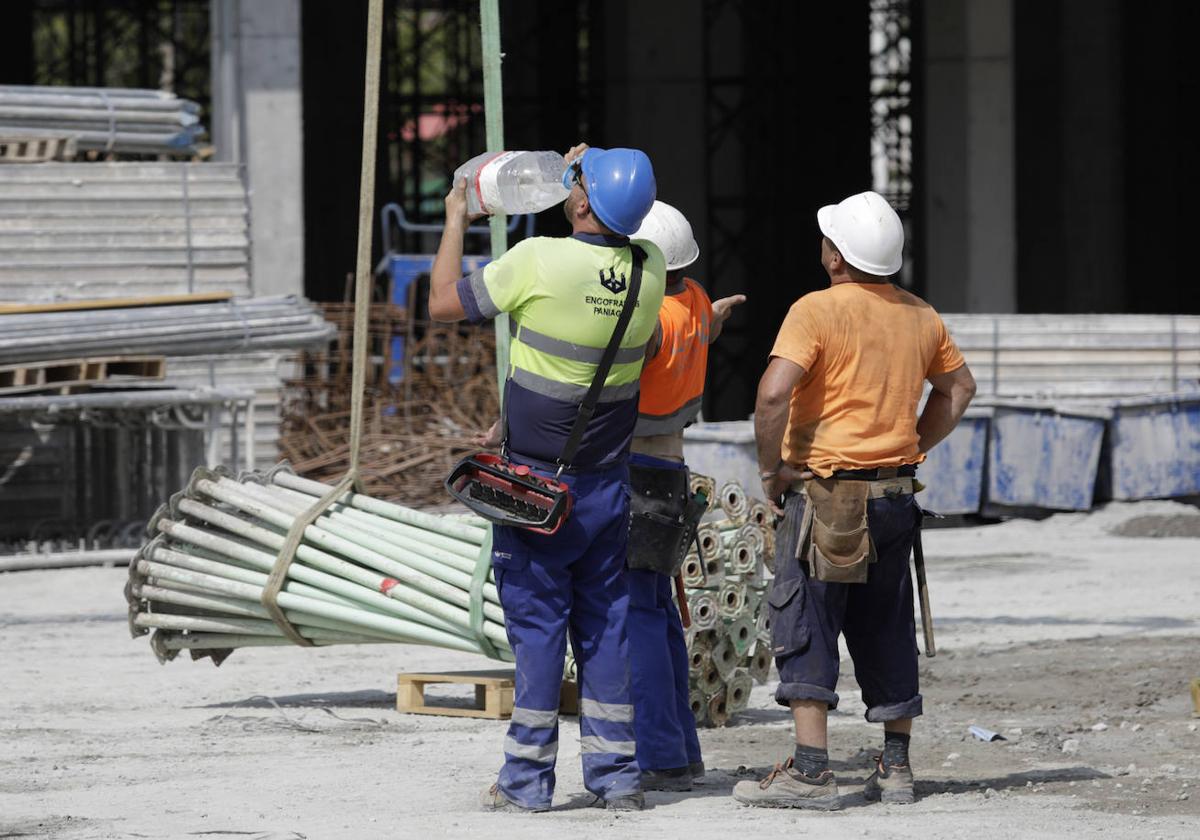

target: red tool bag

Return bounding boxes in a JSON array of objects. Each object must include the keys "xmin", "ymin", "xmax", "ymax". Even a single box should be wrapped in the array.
[{"xmin": 445, "ymin": 246, "xmax": 645, "ymax": 535}]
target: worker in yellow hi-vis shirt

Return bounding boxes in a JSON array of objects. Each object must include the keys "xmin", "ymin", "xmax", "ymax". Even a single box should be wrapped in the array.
[{"xmin": 428, "ymin": 143, "xmax": 665, "ymax": 813}]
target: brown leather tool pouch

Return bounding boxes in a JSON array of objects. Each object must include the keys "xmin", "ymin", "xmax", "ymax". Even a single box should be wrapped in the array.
[{"xmin": 805, "ymin": 478, "xmax": 876, "ymax": 584}]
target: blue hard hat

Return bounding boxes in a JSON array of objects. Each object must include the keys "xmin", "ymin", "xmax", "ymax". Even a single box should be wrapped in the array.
[{"xmin": 561, "ymin": 147, "xmax": 657, "ymax": 235}]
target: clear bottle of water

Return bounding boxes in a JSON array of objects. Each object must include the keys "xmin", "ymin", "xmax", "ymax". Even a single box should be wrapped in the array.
[{"xmin": 453, "ymin": 150, "xmax": 570, "ymax": 216}]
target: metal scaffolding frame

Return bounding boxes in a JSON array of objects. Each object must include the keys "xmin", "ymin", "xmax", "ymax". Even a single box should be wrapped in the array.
[{"xmin": 0, "ymin": 387, "xmax": 254, "ymax": 552}]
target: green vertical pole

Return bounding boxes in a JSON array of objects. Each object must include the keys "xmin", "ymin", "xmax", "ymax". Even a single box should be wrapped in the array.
[
  {"xmin": 480, "ymin": 0, "xmax": 509, "ymax": 394},
  {"xmin": 477, "ymin": 0, "xmax": 507, "ymax": 641}
]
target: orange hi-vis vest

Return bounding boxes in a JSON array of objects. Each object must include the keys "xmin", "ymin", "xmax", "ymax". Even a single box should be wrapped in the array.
[{"xmin": 636, "ymin": 277, "xmax": 713, "ymax": 436}]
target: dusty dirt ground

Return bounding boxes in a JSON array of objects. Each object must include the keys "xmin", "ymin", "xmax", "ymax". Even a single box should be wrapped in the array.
[{"xmin": 2, "ymin": 499, "xmax": 1198, "ymax": 839}]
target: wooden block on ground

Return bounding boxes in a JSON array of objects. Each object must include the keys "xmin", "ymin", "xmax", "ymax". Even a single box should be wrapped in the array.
[
  {"xmin": 397, "ymin": 669, "xmax": 578, "ymax": 720},
  {"xmin": 1191, "ymin": 677, "xmax": 1200, "ymax": 718}
]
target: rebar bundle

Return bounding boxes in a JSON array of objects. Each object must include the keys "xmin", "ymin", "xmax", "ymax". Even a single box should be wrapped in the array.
[
  {"xmin": 280, "ymin": 307, "xmax": 499, "ymax": 507},
  {"xmin": 0, "ymin": 296, "xmax": 334, "ymax": 364},
  {"xmin": 0, "ymin": 86, "xmax": 205, "ymax": 156},
  {"xmin": 126, "ymin": 464, "xmax": 508, "ymax": 664}
]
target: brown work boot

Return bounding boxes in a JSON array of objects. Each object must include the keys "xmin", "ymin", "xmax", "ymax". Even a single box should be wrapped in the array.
[
  {"xmin": 480, "ymin": 783, "xmax": 544, "ymax": 813},
  {"xmin": 732, "ymin": 758, "xmax": 842, "ymax": 810},
  {"xmin": 863, "ymin": 756, "xmax": 915, "ymax": 805}
]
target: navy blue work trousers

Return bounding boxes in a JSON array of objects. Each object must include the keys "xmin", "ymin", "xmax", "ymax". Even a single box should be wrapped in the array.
[
  {"xmin": 490, "ymin": 458, "xmax": 641, "ymax": 809},
  {"xmin": 769, "ymin": 489, "xmax": 924, "ymax": 721}
]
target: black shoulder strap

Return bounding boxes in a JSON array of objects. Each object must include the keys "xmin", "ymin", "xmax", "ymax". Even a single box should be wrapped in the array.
[{"xmin": 555, "ymin": 245, "xmax": 645, "ymax": 475}]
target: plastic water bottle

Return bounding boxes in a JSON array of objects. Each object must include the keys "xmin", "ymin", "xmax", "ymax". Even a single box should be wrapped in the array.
[{"xmin": 453, "ymin": 150, "xmax": 570, "ymax": 216}]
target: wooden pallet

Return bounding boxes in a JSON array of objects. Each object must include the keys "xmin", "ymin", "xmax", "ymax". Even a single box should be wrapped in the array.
[
  {"xmin": 0, "ymin": 136, "xmax": 77, "ymax": 163},
  {"xmin": 397, "ymin": 669, "xmax": 579, "ymax": 720},
  {"xmin": 0, "ymin": 355, "xmax": 166, "ymax": 396}
]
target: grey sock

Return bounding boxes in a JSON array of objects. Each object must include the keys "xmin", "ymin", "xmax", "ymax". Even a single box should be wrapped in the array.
[{"xmin": 792, "ymin": 743, "xmax": 829, "ymax": 777}]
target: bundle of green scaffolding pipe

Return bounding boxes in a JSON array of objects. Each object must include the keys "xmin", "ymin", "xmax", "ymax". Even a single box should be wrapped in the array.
[
  {"xmin": 126, "ymin": 463, "xmax": 778, "ymax": 733},
  {"xmin": 126, "ymin": 465, "xmax": 512, "ymax": 664}
]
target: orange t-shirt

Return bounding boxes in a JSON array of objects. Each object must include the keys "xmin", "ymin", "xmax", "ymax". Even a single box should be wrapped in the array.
[
  {"xmin": 636, "ymin": 278, "xmax": 713, "ymax": 435},
  {"xmin": 770, "ymin": 282, "xmax": 964, "ymax": 477}
]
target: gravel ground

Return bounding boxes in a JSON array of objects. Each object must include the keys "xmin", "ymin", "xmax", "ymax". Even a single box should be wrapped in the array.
[{"xmin": 1, "ymin": 500, "xmax": 1198, "ymax": 839}]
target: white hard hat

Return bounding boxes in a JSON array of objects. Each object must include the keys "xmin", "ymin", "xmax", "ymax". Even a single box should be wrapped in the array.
[
  {"xmin": 816, "ymin": 190, "xmax": 904, "ymax": 276},
  {"xmin": 632, "ymin": 200, "xmax": 700, "ymax": 270}
]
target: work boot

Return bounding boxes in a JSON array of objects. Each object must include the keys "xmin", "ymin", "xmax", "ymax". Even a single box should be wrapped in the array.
[
  {"xmin": 642, "ymin": 766, "xmax": 693, "ymax": 792},
  {"xmin": 732, "ymin": 758, "xmax": 842, "ymax": 810},
  {"xmin": 863, "ymin": 756, "xmax": 915, "ymax": 805},
  {"xmin": 480, "ymin": 783, "xmax": 543, "ymax": 813},
  {"xmin": 587, "ymin": 791, "xmax": 646, "ymax": 811},
  {"xmin": 605, "ymin": 791, "xmax": 646, "ymax": 811},
  {"xmin": 688, "ymin": 760, "xmax": 706, "ymax": 780}
]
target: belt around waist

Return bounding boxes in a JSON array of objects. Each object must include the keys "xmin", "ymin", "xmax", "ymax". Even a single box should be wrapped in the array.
[
  {"xmin": 509, "ymin": 451, "xmax": 628, "ymax": 476},
  {"xmin": 830, "ymin": 465, "xmax": 916, "ymax": 480},
  {"xmin": 791, "ymin": 474, "xmax": 916, "ymax": 499}
]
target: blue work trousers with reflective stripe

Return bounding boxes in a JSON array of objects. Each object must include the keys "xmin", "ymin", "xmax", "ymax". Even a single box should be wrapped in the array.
[
  {"xmin": 491, "ymin": 458, "xmax": 641, "ymax": 810},
  {"xmin": 627, "ymin": 567, "xmax": 703, "ymax": 772}
]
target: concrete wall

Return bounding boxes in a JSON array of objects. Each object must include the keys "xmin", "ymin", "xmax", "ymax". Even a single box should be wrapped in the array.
[
  {"xmin": 210, "ymin": 0, "xmax": 305, "ymax": 298},
  {"xmin": 923, "ymin": 0, "xmax": 1016, "ymax": 313}
]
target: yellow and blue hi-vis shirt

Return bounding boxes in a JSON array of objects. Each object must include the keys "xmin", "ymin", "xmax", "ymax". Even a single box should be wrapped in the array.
[{"xmin": 456, "ymin": 232, "xmax": 667, "ymax": 467}]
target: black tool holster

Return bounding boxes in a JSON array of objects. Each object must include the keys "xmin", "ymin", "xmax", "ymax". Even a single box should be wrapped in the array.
[{"xmin": 627, "ymin": 463, "xmax": 707, "ymax": 576}]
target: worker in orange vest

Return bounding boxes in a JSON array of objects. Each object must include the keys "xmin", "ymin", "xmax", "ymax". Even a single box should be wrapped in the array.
[{"xmin": 625, "ymin": 200, "xmax": 745, "ymax": 791}]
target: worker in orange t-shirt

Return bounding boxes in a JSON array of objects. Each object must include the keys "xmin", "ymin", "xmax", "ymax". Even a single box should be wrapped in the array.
[
  {"xmin": 734, "ymin": 191, "xmax": 976, "ymax": 810},
  {"xmin": 625, "ymin": 201, "xmax": 744, "ymax": 791}
]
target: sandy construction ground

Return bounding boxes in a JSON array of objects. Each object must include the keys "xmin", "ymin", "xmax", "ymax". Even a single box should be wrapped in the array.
[{"xmin": 2, "ymin": 500, "xmax": 1198, "ymax": 839}]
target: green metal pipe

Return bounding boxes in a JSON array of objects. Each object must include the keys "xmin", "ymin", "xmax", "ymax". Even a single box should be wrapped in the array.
[
  {"xmin": 137, "ymin": 557, "xmax": 489, "ymax": 655},
  {"xmin": 157, "ymin": 632, "xmax": 387, "ymax": 650},
  {"xmin": 133, "ymin": 582, "xmax": 400, "ymax": 640},
  {"xmin": 156, "ymin": 516, "xmax": 511, "ymax": 650},
  {"xmin": 140, "ymin": 573, "xmax": 384, "ymax": 618},
  {"xmin": 134, "ymin": 611, "xmax": 357, "ymax": 639},
  {"xmin": 235, "ymin": 480, "xmax": 497, "ymax": 597},
  {"xmin": 154, "ymin": 521, "xmax": 486, "ymax": 643},
  {"xmin": 173, "ymin": 497, "xmax": 485, "ymax": 626},
  {"xmin": 480, "ymin": 0, "xmax": 510, "ymax": 392},
  {"xmin": 196, "ymin": 479, "xmax": 506, "ymax": 625},
  {"xmin": 271, "ymin": 471, "xmax": 488, "ymax": 544},
  {"xmin": 261, "ymin": 482, "xmax": 484, "ymax": 562}
]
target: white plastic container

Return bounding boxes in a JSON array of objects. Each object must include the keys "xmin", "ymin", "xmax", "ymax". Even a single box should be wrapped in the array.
[{"xmin": 453, "ymin": 150, "xmax": 570, "ymax": 216}]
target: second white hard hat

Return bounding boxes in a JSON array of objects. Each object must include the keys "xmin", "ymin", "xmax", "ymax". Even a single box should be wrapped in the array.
[
  {"xmin": 632, "ymin": 200, "xmax": 700, "ymax": 270},
  {"xmin": 816, "ymin": 190, "xmax": 904, "ymax": 276}
]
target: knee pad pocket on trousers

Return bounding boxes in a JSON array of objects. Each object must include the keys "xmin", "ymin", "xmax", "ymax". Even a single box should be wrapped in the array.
[{"xmin": 767, "ymin": 575, "xmax": 811, "ymax": 658}]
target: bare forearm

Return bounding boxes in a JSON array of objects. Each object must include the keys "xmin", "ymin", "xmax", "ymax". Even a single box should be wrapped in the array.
[
  {"xmin": 916, "ymin": 387, "xmax": 971, "ymax": 453},
  {"xmin": 428, "ymin": 218, "xmax": 466, "ymax": 321},
  {"xmin": 754, "ymin": 392, "xmax": 790, "ymax": 472}
]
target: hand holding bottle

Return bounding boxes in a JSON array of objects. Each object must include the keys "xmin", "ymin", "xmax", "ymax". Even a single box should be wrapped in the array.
[{"xmin": 443, "ymin": 177, "xmax": 485, "ymax": 229}]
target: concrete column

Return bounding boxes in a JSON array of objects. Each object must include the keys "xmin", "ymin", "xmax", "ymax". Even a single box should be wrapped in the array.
[
  {"xmin": 923, "ymin": 0, "xmax": 1015, "ymax": 312},
  {"xmin": 210, "ymin": 0, "xmax": 305, "ymax": 298}
]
